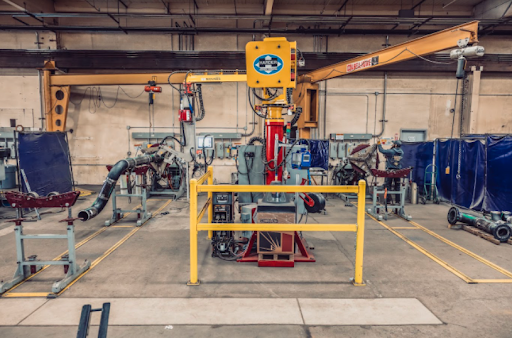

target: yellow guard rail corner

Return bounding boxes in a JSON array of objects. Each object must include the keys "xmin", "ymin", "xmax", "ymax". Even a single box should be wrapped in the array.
[{"xmin": 188, "ymin": 166, "xmax": 366, "ymax": 286}]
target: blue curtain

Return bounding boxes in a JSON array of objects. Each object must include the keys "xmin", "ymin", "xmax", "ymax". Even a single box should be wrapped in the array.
[
  {"xmin": 299, "ymin": 139, "xmax": 329, "ymax": 170},
  {"xmin": 18, "ymin": 132, "xmax": 73, "ymax": 196},
  {"xmin": 401, "ymin": 141, "xmax": 434, "ymax": 191},
  {"xmin": 436, "ymin": 139, "xmax": 486, "ymax": 210},
  {"xmin": 484, "ymin": 136, "xmax": 512, "ymax": 212}
]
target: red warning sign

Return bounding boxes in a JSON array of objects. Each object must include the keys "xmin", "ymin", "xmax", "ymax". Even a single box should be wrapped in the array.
[{"xmin": 347, "ymin": 56, "xmax": 379, "ymax": 73}]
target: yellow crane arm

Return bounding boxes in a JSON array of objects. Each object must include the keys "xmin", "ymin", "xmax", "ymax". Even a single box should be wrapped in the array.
[{"xmin": 300, "ymin": 20, "xmax": 479, "ymax": 84}]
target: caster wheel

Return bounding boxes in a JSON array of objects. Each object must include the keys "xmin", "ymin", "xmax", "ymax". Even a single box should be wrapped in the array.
[
  {"xmin": 384, "ymin": 215, "xmax": 388, "ymax": 221},
  {"xmin": 136, "ymin": 220, "xmax": 142, "ymax": 226},
  {"xmin": 105, "ymin": 220, "xmax": 111, "ymax": 226},
  {"xmin": 434, "ymin": 198, "xmax": 440, "ymax": 204},
  {"xmin": 47, "ymin": 191, "xmax": 59, "ymax": 198},
  {"xmin": 420, "ymin": 197, "xmax": 426, "ymax": 205}
]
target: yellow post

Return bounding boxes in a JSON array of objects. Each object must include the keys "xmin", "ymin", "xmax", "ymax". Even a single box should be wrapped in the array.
[
  {"xmin": 353, "ymin": 179, "xmax": 366, "ymax": 286},
  {"xmin": 207, "ymin": 166, "xmax": 214, "ymax": 240},
  {"xmin": 188, "ymin": 179, "xmax": 200, "ymax": 285}
]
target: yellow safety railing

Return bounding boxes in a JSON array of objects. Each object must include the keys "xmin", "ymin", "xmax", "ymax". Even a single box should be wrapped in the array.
[{"xmin": 188, "ymin": 166, "xmax": 366, "ymax": 286}]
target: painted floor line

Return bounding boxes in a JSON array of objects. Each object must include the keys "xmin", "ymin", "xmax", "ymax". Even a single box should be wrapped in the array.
[
  {"xmin": 360, "ymin": 203, "xmax": 512, "ymax": 284},
  {"xmin": 1, "ymin": 201, "xmax": 164, "ymax": 298},
  {"xmin": 55, "ymin": 199, "xmax": 173, "ymax": 296}
]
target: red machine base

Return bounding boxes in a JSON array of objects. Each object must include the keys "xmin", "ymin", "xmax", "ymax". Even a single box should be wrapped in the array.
[{"xmin": 237, "ymin": 231, "xmax": 316, "ymax": 264}]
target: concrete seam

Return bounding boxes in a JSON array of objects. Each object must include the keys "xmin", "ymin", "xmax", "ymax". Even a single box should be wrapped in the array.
[
  {"xmin": 296, "ymin": 298, "xmax": 306, "ymax": 325},
  {"xmin": 16, "ymin": 300, "xmax": 49, "ymax": 326}
]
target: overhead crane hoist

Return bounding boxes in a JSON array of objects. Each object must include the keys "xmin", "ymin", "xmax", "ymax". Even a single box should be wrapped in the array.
[{"xmin": 39, "ymin": 21, "xmax": 484, "ymax": 221}]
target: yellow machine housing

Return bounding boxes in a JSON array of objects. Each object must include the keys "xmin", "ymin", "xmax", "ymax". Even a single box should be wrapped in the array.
[{"xmin": 245, "ymin": 37, "xmax": 297, "ymax": 89}]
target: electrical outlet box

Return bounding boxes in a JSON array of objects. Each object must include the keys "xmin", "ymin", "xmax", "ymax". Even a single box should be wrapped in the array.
[
  {"xmin": 224, "ymin": 142, "xmax": 231, "ymax": 158},
  {"xmin": 329, "ymin": 142, "xmax": 337, "ymax": 159},
  {"xmin": 216, "ymin": 142, "xmax": 224, "ymax": 159},
  {"xmin": 337, "ymin": 143, "xmax": 346, "ymax": 159}
]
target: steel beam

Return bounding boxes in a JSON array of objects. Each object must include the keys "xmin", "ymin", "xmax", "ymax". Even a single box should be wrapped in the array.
[
  {"xmin": 301, "ymin": 21, "xmax": 480, "ymax": 83},
  {"xmin": 0, "ymin": 50, "xmax": 508, "ymax": 73}
]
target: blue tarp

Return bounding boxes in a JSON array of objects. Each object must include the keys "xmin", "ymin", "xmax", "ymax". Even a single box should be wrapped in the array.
[
  {"xmin": 401, "ymin": 141, "xmax": 434, "ymax": 191},
  {"xmin": 484, "ymin": 136, "xmax": 512, "ymax": 212},
  {"xmin": 432, "ymin": 138, "xmax": 497, "ymax": 211},
  {"xmin": 436, "ymin": 139, "xmax": 485, "ymax": 210},
  {"xmin": 367, "ymin": 136, "xmax": 512, "ymax": 212},
  {"xmin": 18, "ymin": 132, "xmax": 73, "ymax": 196},
  {"xmin": 299, "ymin": 139, "xmax": 329, "ymax": 170}
]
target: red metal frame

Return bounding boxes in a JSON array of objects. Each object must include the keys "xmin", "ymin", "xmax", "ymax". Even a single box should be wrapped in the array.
[
  {"xmin": 237, "ymin": 231, "xmax": 316, "ymax": 264},
  {"xmin": 4, "ymin": 191, "xmax": 80, "ymax": 209},
  {"xmin": 265, "ymin": 120, "xmax": 284, "ymax": 184},
  {"xmin": 371, "ymin": 167, "xmax": 412, "ymax": 178}
]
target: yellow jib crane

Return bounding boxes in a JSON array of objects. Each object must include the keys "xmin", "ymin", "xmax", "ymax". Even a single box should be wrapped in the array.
[{"xmin": 44, "ymin": 20, "xmax": 482, "ymax": 138}]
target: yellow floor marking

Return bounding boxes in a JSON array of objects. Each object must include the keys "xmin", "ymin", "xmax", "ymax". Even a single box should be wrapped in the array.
[
  {"xmin": 391, "ymin": 227, "xmax": 419, "ymax": 230},
  {"xmin": 408, "ymin": 220, "xmax": 512, "ymax": 279},
  {"xmin": 365, "ymin": 212, "xmax": 475, "ymax": 284},
  {"xmin": 472, "ymin": 279, "xmax": 512, "ymax": 283},
  {"xmin": 56, "ymin": 199, "xmax": 173, "ymax": 296},
  {"xmin": 2, "ymin": 292, "xmax": 51, "ymax": 298},
  {"xmin": 358, "ymin": 202, "xmax": 512, "ymax": 284},
  {"xmin": 1, "ymin": 202, "xmax": 146, "ymax": 297}
]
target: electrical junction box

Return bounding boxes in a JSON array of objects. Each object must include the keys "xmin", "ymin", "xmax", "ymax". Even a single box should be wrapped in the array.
[
  {"xmin": 337, "ymin": 143, "xmax": 346, "ymax": 159},
  {"xmin": 329, "ymin": 142, "xmax": 337, "ymax": 159},
  {"xmin": 216, "ymin": 142, "xmax": 224, "ymax": 159},
  {"xmin": 291, "ymin": 150, "xmax": 311, "ymax": 169},
  {"xmin": 246, "ymin": 37, "xmax": 297, "ymax": 89},
  {"xmin": 330, "ymin": 133, "xmax": 345, "ymax": 141},
  {"xmin": 224, "ymin": 142, "xmax": 231, "ymax": 158}
]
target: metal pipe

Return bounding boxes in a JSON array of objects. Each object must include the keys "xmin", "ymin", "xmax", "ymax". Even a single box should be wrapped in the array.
[
  {"xmin": 35, "ymin": 32, "xmax": 45, "ymax": 130},
  {"xmin": 2, "ymin": 25, "xmax": 500, "ymax": 35},
  {"xmin": 78, "ymin": 153, "xmax": 162, "ymax": 221},
  {"xmin": 447, "ymin": 207, "xmax": 511, "ymax": 242}
]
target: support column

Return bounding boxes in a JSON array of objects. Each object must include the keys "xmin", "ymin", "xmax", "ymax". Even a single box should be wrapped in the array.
[{"xmin": 461, "ymin": 66, "xmax": 482, "ymax": 136}]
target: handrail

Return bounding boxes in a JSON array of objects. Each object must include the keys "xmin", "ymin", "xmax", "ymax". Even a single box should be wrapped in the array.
[{"xmin": 188, "ymin": 166, "xmax": 366, "ymax": 286}]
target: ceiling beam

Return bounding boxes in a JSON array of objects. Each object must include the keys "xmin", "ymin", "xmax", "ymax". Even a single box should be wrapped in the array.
[
  {"xmin": 336, "ymin": 0, "xmax": 350, "ymax": 13},
  {"xmin": 2, "ymin": 24, "xmax": 512, "ymax": 35},
  {"xmin": 0, "ymin": 50, "xmax": 508, "ymax": 73},
  {"xmin": 3, "ymin": 0, "xmax": 54, "ymax": 13},
  {"xmin": 411, "ymin": 0, "xmax": 427, "ymax": 10},
  {"xmin": 474, "ymin": 0, "xmax": 512, "ymax": 19},
  {"xmin": 264, "ymin": 0, "xmax": 274, "ymax": 16}
]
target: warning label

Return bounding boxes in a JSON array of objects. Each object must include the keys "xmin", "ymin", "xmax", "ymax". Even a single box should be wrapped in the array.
[{"xmin": 346, "ymin": 56, "xmax": 379, "ymax": 73}]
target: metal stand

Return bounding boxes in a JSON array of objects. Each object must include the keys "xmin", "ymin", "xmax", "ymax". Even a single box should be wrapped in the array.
[
  {"xmin": 368, "ymin": 181, "xmax": 411, "ymax": 221},
  {"xmin": 105, "ymin": 187, "xmax": 151, "ymax": 227},
  {"xmin": 0, "ymin": 208, "xmax": 90, "ymax": 295}
]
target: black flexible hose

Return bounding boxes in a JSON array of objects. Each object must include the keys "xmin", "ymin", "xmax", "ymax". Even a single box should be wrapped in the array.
[{"xmin": 78, "ymin": 154, "xmax": 162, "ymax": 221}]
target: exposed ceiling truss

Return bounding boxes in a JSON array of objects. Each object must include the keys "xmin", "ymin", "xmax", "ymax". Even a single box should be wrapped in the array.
[{"xmin": 0, "ymin": 0, "xmax": 512, "ymax": 35}]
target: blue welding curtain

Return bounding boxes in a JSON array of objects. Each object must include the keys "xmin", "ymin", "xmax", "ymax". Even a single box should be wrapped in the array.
[
  {"xmin": 436, "ymin": 139, "xmax": 485, "ymax": 210},
  {"xmin": 18, "ymin": 132, "xmax": 73, "ymax": 196},
  {"xmin": 401, "ymin": 141, "xmax": 434, "ymax": 190},
  {"xmin": 299, "ymin": 139, "xmax": 329, "ymax": 170},
  {"xmin": 484, "ymin": 136, "xmax": 512, "ymax": 212}
]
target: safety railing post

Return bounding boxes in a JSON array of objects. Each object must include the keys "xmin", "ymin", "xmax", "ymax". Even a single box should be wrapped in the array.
[
  {"xmin": 207, "ymin": 166, "xmax": 213, "ymax": 240},
  {"xmin": 188, "ymin": 179, "xmax": 200, "ymax": 285},
  {"xmin": 354, "ymin": 179, "xmax": 366, "ymax": 286}
]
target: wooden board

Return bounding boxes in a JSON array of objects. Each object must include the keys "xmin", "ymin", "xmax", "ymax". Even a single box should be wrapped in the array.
[{"xmin": 461, "ymin": 224, "xmax": 501, "ymax": 245}]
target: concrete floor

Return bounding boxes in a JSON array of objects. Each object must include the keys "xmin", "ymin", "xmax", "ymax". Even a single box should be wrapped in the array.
[{"xmin": 0, "ymin": 189, "xmax": 511, "ymax": 337}]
